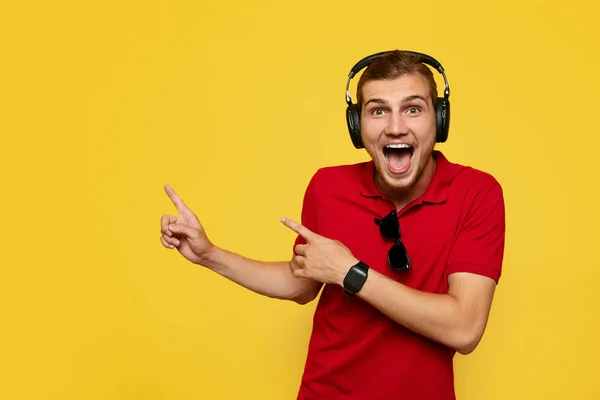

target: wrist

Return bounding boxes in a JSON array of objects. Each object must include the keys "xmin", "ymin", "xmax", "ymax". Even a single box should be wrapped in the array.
[
  {"xmin": 337, "ymin": 257, "xmax": 359, "ymax": 286},
  {"xmin": 197, "ymin": 244, "xmax": 219, "ymax": 268}
]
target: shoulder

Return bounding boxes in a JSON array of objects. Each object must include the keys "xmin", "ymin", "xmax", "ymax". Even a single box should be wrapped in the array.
[
  {"xmin": 298, "ymin": 162, "xmax": 369, "ymax": 228},
  {"xmin": 441, "ymin": 158, "xmax": 505, "ymax": 223},
  {"xmin": 444, "ymin": 156, "xmax": 503, "ymax": 197},
  {"xmin": 456, "ymin": 167, "xmax": 502, "ymax": 192},
  {"xmin": 305, "ymin": 161, "xmax": 370, "ymax": 192},
  {"xmin": 434, "ymin": 152, "xmax": 504, "ymax": 217}
]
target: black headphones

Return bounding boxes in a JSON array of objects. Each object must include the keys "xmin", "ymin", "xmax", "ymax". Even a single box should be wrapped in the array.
[{"xmin": 345, "ymin": 50, "xmax": 451, "ymax": 149}]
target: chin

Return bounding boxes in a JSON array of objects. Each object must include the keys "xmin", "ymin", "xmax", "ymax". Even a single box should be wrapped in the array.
[
  {"xmin": 385, "ymin": 170, "xmax": 419, "ymax": 191},
  {"xmin": 376, "ymin": 159, "xmax": 419, "ymax": 193}
]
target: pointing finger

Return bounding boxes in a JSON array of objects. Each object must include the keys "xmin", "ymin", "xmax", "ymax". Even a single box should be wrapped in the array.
[
  {"xmin": 281, "ymin": 217, "xmax": 317, "ymax": 242},
  {"xmin": 164, "ymin": 185, "xmax": 190, "ymax": 214}
]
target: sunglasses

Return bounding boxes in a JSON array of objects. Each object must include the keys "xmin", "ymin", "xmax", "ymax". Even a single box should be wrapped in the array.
[{"xmin": 374, "ymin": 210, "xmax": 412, "ymax": 271}]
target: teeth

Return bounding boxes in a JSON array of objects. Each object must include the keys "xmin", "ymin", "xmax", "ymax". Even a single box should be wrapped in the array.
[{"xmin": 385, "ymin": 144, "xmax": 412, "ymax": 149}]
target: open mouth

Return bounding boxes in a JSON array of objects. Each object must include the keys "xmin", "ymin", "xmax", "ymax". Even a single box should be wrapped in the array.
[{"xmin": 383, "ymin": 143, "xmax": 414, "ymax": 174}]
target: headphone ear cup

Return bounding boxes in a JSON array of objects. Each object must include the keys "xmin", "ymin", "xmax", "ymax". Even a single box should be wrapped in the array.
[
  {"xmin": 346, "ymin": 104, "xmax": 363, "ymax": 149},
  {"xmin": 435, "ymin": 97, "xmax": 450, "ymax": 143}
]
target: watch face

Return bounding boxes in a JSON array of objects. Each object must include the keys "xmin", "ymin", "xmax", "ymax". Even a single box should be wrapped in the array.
[
  {"xmin": 345, "ymin": 276, "xmax": 360, "ymax": 292},
  {"xmin": 344, "ymin": 264, "xmax": 368, "ymax": 293}
]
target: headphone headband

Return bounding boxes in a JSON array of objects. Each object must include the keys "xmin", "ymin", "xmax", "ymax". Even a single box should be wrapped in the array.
[{"xmin": 345, "ymin": 50, "xmax": 450, "ymax": 105}]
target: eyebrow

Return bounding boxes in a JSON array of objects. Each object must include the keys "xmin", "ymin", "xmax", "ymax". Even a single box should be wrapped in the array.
[
  {"xmin": 364, "ymin": 98, "xmax": 388, "ymax": 107},
  {"xmin": 402, "ymin": 95, "xmax": 428, "ymax": 103},
  {"xmin": 364, "ymin": 95, "xmax": 428, "ymax": 107}
]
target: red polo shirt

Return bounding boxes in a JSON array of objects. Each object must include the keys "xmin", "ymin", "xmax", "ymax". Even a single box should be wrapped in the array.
[{"xmin": 293, "ymin": 151, "xmax": 505, "ymax": 399}]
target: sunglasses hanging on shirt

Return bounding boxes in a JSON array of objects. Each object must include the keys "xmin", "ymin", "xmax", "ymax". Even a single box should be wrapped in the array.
[{"xmin": 374, "ymin": 210, "xmax": 412, "ymax": 271}]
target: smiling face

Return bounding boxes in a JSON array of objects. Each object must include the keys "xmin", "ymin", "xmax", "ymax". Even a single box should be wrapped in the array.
[{"xmin": 360, "ymin": 73, "xmax": 437, "ymax": 203}]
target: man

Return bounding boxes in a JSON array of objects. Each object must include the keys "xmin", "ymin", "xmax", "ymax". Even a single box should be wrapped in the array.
[{"xmin": 160, "ymin": 50, "xmax": 505, "ymax": 399}]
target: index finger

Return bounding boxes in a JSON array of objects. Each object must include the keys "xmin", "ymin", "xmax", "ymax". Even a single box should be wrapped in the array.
[
  {"xmin": 280, "ymin": 217, "xmax": 317, "ymax": 242},
  {"xmin": 164, "ymin": 185, "xmax": 189, "ymax": 213}
]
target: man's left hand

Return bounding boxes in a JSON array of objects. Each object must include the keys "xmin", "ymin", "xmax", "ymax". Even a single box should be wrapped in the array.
[{"xmin": 281, "ymin": 217, "xmax": 359, "ymax": 286}]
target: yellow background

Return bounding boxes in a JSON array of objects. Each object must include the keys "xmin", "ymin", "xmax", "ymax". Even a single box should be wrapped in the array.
[{"xmin": 1, "ymin": 0, "xmax": 599, "ymax": 398}]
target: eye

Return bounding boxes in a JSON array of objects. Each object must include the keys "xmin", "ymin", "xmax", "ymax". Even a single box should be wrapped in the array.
[
  {"xmin": 406, "ymin": 107, "xmax": 421, "ymax": 115},
  {"xmin": 371, "ymin": 109, "xmax": 386, "ymax": 116}
]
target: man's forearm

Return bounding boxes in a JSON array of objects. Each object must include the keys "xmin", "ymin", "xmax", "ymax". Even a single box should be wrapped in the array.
[
  {"xmin": 356, "ymin": 269, "xmax": 492, "ymax": 354},
  {"xmin": 200, "ymin": 246, "xmax": 322, "ymax": 304}
]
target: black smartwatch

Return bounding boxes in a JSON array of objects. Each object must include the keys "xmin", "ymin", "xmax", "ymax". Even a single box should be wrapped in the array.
[{"xmin": 343, "ymin": 261, "xmax": 370, "ymax": 297}]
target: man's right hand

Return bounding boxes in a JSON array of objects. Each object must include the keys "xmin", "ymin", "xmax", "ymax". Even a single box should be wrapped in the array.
[{"xmin": 160, "ymin": 185, "xmax": 213, "ymax": 265}]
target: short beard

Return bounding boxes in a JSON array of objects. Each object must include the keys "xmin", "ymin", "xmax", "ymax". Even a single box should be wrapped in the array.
[
  {"xmin": 375, "ymin": 165, "xmax": 421, "ymax": 199},
  {"xmin": 374, "ymin": 150, "xmax": 434, "ymax": 202}
]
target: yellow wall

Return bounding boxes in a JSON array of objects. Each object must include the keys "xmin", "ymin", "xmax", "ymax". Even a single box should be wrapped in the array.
[{"xmin": 1, "ymin": 0, "xmax": 599, "ymax": 398}]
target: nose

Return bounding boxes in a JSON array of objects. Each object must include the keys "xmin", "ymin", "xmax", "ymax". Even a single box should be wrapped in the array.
[{"xmin": 385, "ymin": 112, "xmax": 409, "ymax": 136}]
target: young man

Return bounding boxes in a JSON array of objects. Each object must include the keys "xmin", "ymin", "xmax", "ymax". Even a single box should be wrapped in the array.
[{"xmin": 160, "ymin": 50, "xmax": 505, "ymax": 399}]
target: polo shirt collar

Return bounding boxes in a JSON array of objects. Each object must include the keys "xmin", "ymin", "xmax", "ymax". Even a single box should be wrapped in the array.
[{"xmin": 359, "ymin": 150, "xmax": 457, "ymax": 204}]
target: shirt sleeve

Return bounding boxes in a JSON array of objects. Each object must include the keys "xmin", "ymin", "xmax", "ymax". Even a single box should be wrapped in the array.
[
  {"xmin": 446, "ymin": 179, "xmax": 506, "ymax": 283},
  {"xmin": 292, "ymin": 170, "xmax": 321, "ymax": 255}
]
